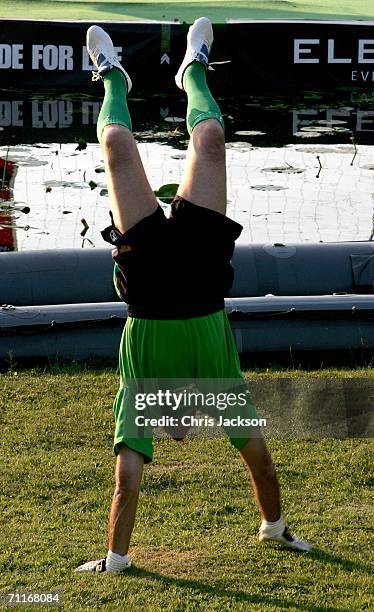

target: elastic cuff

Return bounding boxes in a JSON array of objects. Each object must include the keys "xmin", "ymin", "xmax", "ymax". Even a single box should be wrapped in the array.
[
  {"xmin": 97, "ymin": 119, "xmax": 132, "ymax": 143},
  {"xmin": 188, "ymin": 112, "xmax": 225, "ymax": 135},
  {"xmin": 113, "ymin": 440, "xmax": 152, "ymax": 464}
]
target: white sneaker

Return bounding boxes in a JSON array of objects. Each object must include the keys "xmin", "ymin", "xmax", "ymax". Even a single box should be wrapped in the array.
[
  {"xmin": 86, "ymin": 25, "xmax": 132, "ymax": 92},
  {"xmin": 259, "ymin": 523, "xmax": 312, "ymax": 553},
  {"xmin": 175, "ymin": 17, "xmax": 213, "ymax": 90},
  {"xmin": 74, "ymin": 556, "xmax": 131, "ymax": 573}
]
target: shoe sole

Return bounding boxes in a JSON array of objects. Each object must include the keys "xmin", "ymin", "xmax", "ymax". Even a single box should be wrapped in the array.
[{"xmin": 259, "ymin": 535, "xmax": 312, "ymax": 553}]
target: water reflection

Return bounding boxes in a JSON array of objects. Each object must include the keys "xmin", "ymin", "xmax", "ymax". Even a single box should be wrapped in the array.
[{"xmin": 0, "ymin": 90, "xmax": 373, "ymax": 250}]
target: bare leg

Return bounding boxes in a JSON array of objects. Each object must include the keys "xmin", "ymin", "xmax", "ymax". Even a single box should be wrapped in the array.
[
  {"xmin": 108, "ymin": 446, "xmax": 144, "ymax": 555},
  {"xmin": 239, "ymin": 436, "xmax": 281, "ymax": 522},
  {"xmin": 177, "ymin": 119, "xmax": 227, "ymax": 215},
  {"xmin": 101, "ymin": 127, "xmax": 153, "ymax": 559},
  {"xmin": 101, "ymin": 125, "xmax": 158, "ymax": 234}
]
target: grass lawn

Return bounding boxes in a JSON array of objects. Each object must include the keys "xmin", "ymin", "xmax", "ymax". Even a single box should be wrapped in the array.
[
  {"xmin": 0, "ymin": 365, "xmax": 373, "ymax": 610},
  {"xmin": 1, "ymin": 1, "xmax": 374, "ymax": 22}
]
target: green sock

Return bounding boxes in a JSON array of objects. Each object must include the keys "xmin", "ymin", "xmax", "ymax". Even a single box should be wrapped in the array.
[
  {"xmin": 96, "ymin": 68, "xmax": 132, "ymax": 142},
  {"xmin": 183, "ymin": 62, "xmax": 224, "ymax": 135}
]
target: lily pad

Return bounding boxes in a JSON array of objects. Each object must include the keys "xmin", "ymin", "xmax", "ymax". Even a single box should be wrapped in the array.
[
  {"xmin": 43, "ymin": 180, "xmax": 87, "ymax": 189},
  {"xmin": 294, "ymin": 146, "xmax": 355, "ymax": 154},
  {"xmin": 331, "ymin": 127, "xmax": 351, "ymax": 133},
  {"xmin": 302, "ymin": 92, "xmax": 323, "ymax": 100},
  {"xmin": 0, "ymin": 202, "xmax": 30, "ymax": 214},
  {"xmin": 154, "ymin": 183, "xmax": 179, "ymax": 203},
  {"xmin": 299, "ymin": 125, "xmax": 351, "ymax": 135},
  {"xmin": 301, "ymin": 126, "xmax": 336, "ymax": 133},
  {"xmin": 262, "ymin": 166, "xmax": 304, "ymax": 174},
  {"xmin": 164, "ymin": 117, "xmax": 185, "ymax": 123},
  {"xmin": 294, "ymin": 131, "xmax": 322, "ymax": 139},
  {"xmin": 253, "ymin": 211, "xmax": 282, "ymax": 217},
  {"xmin": 234, "ymin": 130, "xmax": 265, "ymax": 136},
  {"xmin": 75, "ymin": 137, "xmax": 87, "ymax": 151},
  {"xmin": 226, "ymin": 141, "xmax": 253, "ymax": 150},
  {"xmin": 312, "ymin": 120, "xmax": 348, "ymax": 126},
  {"xmin": 7, "ymin": 156, "xmax": 48, "ymax": 167},
  {"xmin": 250, "ymin": 185, "xmax": 288, "ymax": 191}
]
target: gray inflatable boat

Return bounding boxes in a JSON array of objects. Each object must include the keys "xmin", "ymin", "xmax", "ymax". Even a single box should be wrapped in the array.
[{"xmin": 1, "ymin": 242, "xmax": 374, "ymax": 359}]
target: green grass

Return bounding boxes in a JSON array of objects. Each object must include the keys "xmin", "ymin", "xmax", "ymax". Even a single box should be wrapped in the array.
[
  {"xmin": 0, "ymin": 366, "xmax": 373, "ymax": 610},
  {"xmin": 1, "ymin": 1, "xmax": 374, "ymax": 22}
]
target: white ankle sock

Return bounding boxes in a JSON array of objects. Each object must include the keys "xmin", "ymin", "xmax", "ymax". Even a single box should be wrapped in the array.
[
  {"xmin": 106, "ymin": 550, "xmax": 131, "ymax": 573},
  {"xmin": 260, "ymin": 516, "xmax": 285, "ymax": 537}
]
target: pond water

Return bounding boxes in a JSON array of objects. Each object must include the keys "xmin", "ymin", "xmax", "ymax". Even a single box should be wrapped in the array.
[{"xmin": 1, "ymin": 90, "xmax": 373, "ymax": 250}]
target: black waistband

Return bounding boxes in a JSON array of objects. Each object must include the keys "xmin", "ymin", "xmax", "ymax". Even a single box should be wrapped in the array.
[{"xmin": 127, "ymin": 299, "xmax": 224, "ymax": 320}]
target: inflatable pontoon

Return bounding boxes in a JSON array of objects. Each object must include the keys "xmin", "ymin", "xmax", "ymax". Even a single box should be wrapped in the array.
[{"xmin": 1, "ymin": 241, "xmax": 374, "ymax": 359}]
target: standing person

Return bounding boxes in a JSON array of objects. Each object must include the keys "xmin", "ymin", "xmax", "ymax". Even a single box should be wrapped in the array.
[{"xmin": 76, "ymin": 17, "xmax": 311, "ymax": 574}]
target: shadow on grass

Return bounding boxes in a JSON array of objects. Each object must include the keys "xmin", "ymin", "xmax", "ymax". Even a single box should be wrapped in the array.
[
  {"xmin": 125, "ymin": 561, "xmax": 351, "ymax": 612},
  {"xmin": 309, "ymin": 547, "xmax": 372, "ymax": 575}
]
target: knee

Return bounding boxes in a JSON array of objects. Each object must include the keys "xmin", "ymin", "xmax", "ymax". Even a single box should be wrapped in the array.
[
  {"xmin": 114, "ymin": 475, "xmax": 140, "ymax": 502},
  {"xmin": 101, "ymin": 125, "xmax": 133, "ymax": 160},
  {"xmin": 193, "ymin": 120, "xmax": 225, "ymax": 161}
]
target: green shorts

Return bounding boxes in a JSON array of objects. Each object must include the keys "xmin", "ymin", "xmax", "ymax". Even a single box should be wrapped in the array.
[{"xmin": 113, "ymin": 309, "xmax": 257, "ymax": 462}]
